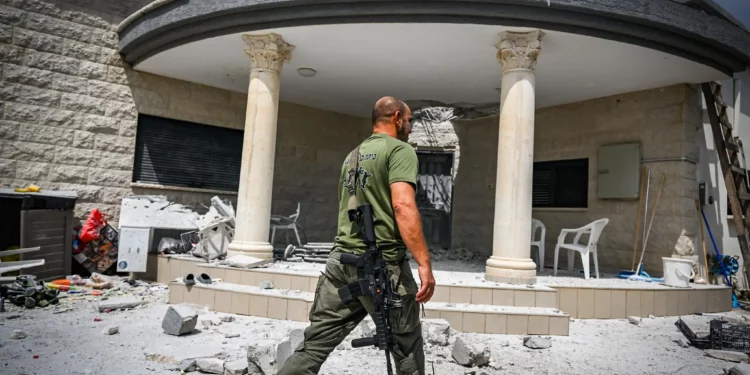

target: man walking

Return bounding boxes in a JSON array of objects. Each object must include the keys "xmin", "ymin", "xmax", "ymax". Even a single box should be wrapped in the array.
[{"xmin": 278, "ymin": 97, "xmax": 436, "ymax": 375}]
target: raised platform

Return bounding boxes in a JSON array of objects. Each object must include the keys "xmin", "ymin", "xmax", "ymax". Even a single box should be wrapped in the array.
[{"xmin": 156, "ymin": 255, "xmax": 732, "ymax": 333}]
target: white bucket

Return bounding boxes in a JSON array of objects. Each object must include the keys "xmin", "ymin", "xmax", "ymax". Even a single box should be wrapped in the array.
[{"xmin": 662, "ymin": 257, "xmax": 696, "ymax": 288}]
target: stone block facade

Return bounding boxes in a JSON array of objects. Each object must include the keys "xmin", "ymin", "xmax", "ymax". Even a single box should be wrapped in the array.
[
  {"xmin": 450, "ymin": 84, "xmax": 699, "ymax": 275},
  {"xmin": 0, "ymin": 0, "xmax": 369, "ymax": 242}
]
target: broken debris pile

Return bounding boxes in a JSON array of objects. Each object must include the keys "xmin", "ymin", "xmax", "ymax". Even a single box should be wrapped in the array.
[
  {"xmin": 4, "ymin": 275, "xmax": 60, "ymax": 309},
  {"xmin": 72, "ymin": 210, "xmax": 120, "ymax": 275}
]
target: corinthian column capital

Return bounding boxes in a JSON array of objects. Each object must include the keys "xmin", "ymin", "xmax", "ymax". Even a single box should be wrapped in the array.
[
  {"xmin": 241, "ymin": 33, "xmax": 294, "ymax": 73},
  {"xmin": 496, "ymin": 30, "xmax": 543, "ymax": 72}
]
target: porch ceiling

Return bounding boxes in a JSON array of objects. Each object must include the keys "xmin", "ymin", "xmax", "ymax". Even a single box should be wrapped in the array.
[{"xmin": 134, "ymin": 23, "xmax": 726, "ymax": 117}]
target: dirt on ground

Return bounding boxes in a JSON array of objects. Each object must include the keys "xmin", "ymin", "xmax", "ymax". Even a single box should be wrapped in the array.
[{"xmin": 0, "ymin": 279, "xmax": 746, "ymax": 375}]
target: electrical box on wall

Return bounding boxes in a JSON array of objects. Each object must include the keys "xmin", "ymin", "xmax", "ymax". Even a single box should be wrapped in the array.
[{"xmin": 597, "ymin": 142, "xmax": 641, "ymax": 199}]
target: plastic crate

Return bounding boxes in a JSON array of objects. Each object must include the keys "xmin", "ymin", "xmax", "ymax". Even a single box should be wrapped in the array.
[
  {"xmin": 675, "ymin": 319, "xmax": 710, "ymax": 349},
  {"xmin": 710, "ymin": 320, "xmax": 750, "ymax": 353}
]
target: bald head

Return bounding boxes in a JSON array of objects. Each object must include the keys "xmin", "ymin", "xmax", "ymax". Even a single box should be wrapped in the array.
[
  {"xmin": 371, "ymin": 96, "xmax": 408, "ymax": 126},
  {"xmin": 371, "ymin": 96, "xmax": 413, "ymax": 142}
]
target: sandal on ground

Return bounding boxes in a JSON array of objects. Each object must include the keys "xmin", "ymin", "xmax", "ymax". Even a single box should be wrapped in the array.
[
  {"xmin": 197, "ymin": 273, "xmax": 212, "ymax": 284},
  {"xmin": 184, "ymin": 274, "xmax": 196, "ymax": 286}
]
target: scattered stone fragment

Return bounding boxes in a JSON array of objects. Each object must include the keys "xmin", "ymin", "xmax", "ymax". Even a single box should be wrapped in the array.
[
  {"xmin": 220, "ymin": 315, "xmax": 235, "ymax": 323},
  {"xmin": 627, "ymin": 316, "xmax": 642, "ymax": 326},
  {"xmin": 705, "ymin": 349, "xmax": 750, "ymax": 363},
  {"xmin": 451, "ymin": 337, "xmax": 491, "ymax": 367},
  {"xmin": 10, "ymin": 329, "xmax": 27, "ymax": 339},
  {"xmin": 260, "ymin": 280, "xmax": 274, "ymax": 289},
  {"xmin": 5, "ymin": 314, "xmax": 21, "ymax": 319},
  {"xmin": 463, "ymin": 371, "xmax": 476, "ymax": 375},
  {"xmin": 96, "ymin": 298, "xmax": 145, "ymax": 312},
  {"xmin": 247, "ymin": 340, "xmax": 278, "ymax": 375},
  {"xmin": 102, "ymin": 326, "xmax": 119, "ymax": 335},
  {"xmin": 178, "ymin": 359, "xmax": 196, "ymax": 372},
  {"xmin": 289, "ymin": 329, "xmax": 304, "ymax": 350},
  {"xmin": 224, "ymin": 359, "xmax": 249, "ymax": 375},
  {"xmin": 727, "ymin": 363, "xmax": 750, "ymax": 375},
  {"xmin": 225, "ymin": 333, "xmax": 241, "ymax": 339},
  {"xmin": 673, "ymin": 338, "xmax": 689, "ymax": 348},
  {"xmin": 497, "ymin": 340, "xmax": 509, "ymax": 347},
  {"xmin": 422, "ymin": 319, "xmax": 451, "ymax": 346},
  {"xmin": 523, "ymin": 336, "xmax": 552, "ymax": 349},
  {"xmin": 162, "ymin": 305, "xmax": 198, "ymax": 336},
  {"xmin": 196, "ymin": 358, "xmax": 225, "ymax": 374},
  {"xmin": 648, "ymin": 314, "xmax": 655, "ymax": 319}
]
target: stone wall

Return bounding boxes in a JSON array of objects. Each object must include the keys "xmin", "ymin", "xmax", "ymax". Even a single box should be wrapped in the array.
[
  {"xmin": 0, "ymin": 0, "xmax": 369, "ymax": 244},
  {"xmin": 453, "ymin": 84, "xmax": 699, "ymax": 275}
]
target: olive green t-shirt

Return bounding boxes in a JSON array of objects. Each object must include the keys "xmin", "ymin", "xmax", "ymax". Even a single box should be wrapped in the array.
[{"xmin": 333, "ymin": 133, "xmax": 419, "ymax": 262}]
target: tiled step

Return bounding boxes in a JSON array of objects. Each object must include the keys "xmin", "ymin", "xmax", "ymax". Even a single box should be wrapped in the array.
[
  {"xmin": 168, "ymin": 280, "xmax": 570, "ymax": 336},
  {"xmin": 184, "ymin": 262, "xmax": 559, "ymax": 309}
]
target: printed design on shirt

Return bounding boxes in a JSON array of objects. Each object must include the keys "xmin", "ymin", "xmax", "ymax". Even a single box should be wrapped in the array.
[
  {"xmin": 343, "ymin": 166, "xmax": 372, "ymax": 195},
  {"xmin": 344, "ymin": 153, "xmax": 378, "ymax": 164}
]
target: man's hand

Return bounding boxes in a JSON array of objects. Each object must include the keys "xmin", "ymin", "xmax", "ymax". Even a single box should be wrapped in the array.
[
  {"xmin": 391, "ymin": 181, "xmax": 435, "ymax": 303},
  {"xmin": 416, "ymin": 265, "xmax": 435, "ymax": 303}
]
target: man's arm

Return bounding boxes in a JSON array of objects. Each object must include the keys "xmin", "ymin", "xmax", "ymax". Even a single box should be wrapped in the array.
[{"xmin": 391, "ymin": 181, "xmax": 435, "ymax": 303}]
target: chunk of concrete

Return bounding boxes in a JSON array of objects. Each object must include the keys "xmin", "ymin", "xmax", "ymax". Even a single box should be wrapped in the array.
[
  {"xmin": 728, "ymin": 363, "xmax": 750, "ymax": 375},
  {"xmin": 224, "ymin": 359, "xmax": 248, "ymax": 375},
  {"xmin": 196, "ymin": 358, "xmax": 225, "ymax": 374},
  {"xmin": 102, "ymin": 326, "xmax": 119, "ymax": 335},
  {"xmin": 422, "ymin": 319, "xmax": 451, "ymax": 346},
  {"xmin": 220, "ymin": 315, "xmax": 235, "ymax": 323},
  {"xmin": 221, "ymin": 255, "xmax": 271, "ymax": 269},
  {"xmin": 162, "ymin": 305, "xmax": 198, "ymax": 336},
  {"xmin": 359, "ymin": 317, "xmax": 375, "ymax": 338},
  {"xmin": 451, "ymin": 337, "xmax": 491, "ymax": 367},
  {"xmin": 706, "ymin": 350, "xmax": 750, "ymax": 363},
  {"xmin": 523, "ymin": 336, "xmax": 552, "ymax": 350},
  {"xmin": 178, "ymin": 359, "xmax": 196, "ymax": 372},
  {"xmin": 260, "ymin": 280, "xmax": 274, "ymax": 289},
  {"xmin": 247, "ymin": 339, "xmax": 278, "ymax": 375},
  {"xmin": 225, "ymin": 333, "xmax": 241, "ymax": 339},
  {"xmin": 628, "ymin": 316, "xmax": 641, "ymax": 326},
  {"xmin": 10, "ymin": 329, "xmax": 26, "ymax": 339},
  {"xmin": 96, "ymin": 298, "xmax": 145, "ymax": 312},
  {"xmin": 289, "ymin": 329, "xmax": 305, "ymax": 351}
]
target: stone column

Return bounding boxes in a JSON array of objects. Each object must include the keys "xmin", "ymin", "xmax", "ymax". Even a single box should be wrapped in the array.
[
  {"xmin": 485, "ymin": 30, "xmax": 543, "ymax": 284},
  {"xmin": 228, "ymin": 33, "xmax": 294, "ymax": 259}
]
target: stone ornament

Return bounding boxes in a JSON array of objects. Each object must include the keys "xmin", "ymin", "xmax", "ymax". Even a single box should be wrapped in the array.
[
  {"xmin": 242, "ymin": 33, "xmax": 294, "ymax": 72},
  {"xmin": 496, "ymin": 30, "xmax": 544, "ymax": 72}
]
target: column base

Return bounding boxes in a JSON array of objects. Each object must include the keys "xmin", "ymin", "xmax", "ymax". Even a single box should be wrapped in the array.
[
  {"xmin": 227, "ymin": 241, "xmax": 274, "ymax": 260},
  {"xmin": 485, "ymin": 256, "xmax": 537, "ymax": 284}
]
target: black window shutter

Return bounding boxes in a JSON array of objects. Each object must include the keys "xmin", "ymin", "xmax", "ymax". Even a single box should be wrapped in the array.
[
  {"xmin": 133, "ymin": 114, "xmax": 244, "ymax": 191},
  {"xmin": 532, "ymin": 158, "xmax": 588, "ymax": 208}
]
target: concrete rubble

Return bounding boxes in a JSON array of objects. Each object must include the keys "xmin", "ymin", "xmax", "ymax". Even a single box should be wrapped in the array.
[
  {"xmin": 162, "ymin": 305, "xmax": 198, "ymax": 336},
  {"xmin": 706, "ymin": 350, "xmax": 750, "ymax": 363},
  {"xmin": 451, "ymin": 337, "xmax": 491, "ymax": 367},
  {"xmin": 195, "ymin": 357, "xmax": 225, "ymax": 374},
  {"xmin": 96, "ymin": 297, "xmax": 145, "ymax": 312},
  {"xmin": 727, "ymin": 363, "xmax": 750, "ymax": 375},
  {"xmin": 178, "ymin": 359, "xmax": 196, "ymax": 372},
  {"xmin": 10, "ymin": 329, "xmax": 26, "ymax": 339},
  {"xmin": 102, "ymin": 325, "xmax": 119, "ymax": 335},
  {"xmin": 523, "ymin": 336, "xmax": 552, "ymax": 349},
  {"xmin": 628, "ymin": 316, "xmax": 642, "ymax": 326},
  {"xmin": 247, "ymin": 339, "xmax": 279, "ymax": 375},
  {"xmin": 421, "ymin": 319, "xmax": 452, "ymax": 346},
  {"xmin": 224, "ymin": 359, "xmax": 250, "ymax": 375}
]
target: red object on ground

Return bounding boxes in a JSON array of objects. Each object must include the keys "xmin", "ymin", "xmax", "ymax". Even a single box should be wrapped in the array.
[
  {"xmin": 94, "ymin": 318, "xmax": 102, "ymax": 322},
  {"xmin": 80, "ymin": 209, "xmax": 106, "ymax": 243},
  {"xmin": 33, "ymin": 355, "xmax": 39, "ymax": 359},
  {"xmin": 50, "ymin": 279, "xmax": 70, "ymax": 286},
  {"xmin": 92, "ymin": 290, "xmax": 103, "ymax": 296}
]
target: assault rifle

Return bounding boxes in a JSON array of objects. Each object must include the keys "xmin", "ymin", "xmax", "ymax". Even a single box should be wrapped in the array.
[{"xmin": 337, "ymin": 203, "xmax": 402, "ymax": 375}]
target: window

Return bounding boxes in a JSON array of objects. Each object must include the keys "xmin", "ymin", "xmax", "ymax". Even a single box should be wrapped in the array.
[
  {"xmin": 133, "ymin": 114, "xmax": 243, "ymax": 191},
  {"xmin": 532, "ymin": 158, "xmax": 589, "ymax": 208}
]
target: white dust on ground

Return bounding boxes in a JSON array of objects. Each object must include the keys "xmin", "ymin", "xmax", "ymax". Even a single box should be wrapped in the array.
[{"xmin": 0, "ymin": 283, "xmax": 746, "ymax": 375}]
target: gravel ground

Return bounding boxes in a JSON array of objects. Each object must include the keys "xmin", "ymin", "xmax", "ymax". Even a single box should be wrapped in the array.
[{"xmin": 0, "ymin": 280, "xmax": 746, "ymax": 375}]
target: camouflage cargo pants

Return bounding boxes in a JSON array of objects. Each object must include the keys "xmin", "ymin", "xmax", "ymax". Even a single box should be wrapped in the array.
[{"xmin": 277, "ymin": 251, "xmax": 425, "ymax": 375}]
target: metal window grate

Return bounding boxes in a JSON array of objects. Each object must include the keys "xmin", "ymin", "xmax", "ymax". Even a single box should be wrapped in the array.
[{"xmin": 132, "ymin": 114, "xmax": 243, "ymax": 191}]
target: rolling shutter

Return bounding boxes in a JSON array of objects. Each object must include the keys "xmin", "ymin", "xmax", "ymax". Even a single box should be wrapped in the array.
[
  {"xmin": 532, "ymin": 158, "xmax": 589, "ymax": 208},
  {"xmin": 133, "ymin": 114, "xmax": 243, "ymax": 191}
]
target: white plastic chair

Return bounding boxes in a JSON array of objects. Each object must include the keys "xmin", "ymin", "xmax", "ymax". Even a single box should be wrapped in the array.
[
  {"xmin": 531, "ymin": 219, "xmax": 546, "ymax": 271},
  {"xmin": 270, "ymin": 203, "xmax": 303, "ymax": 247},
  {"xmin": 553, "ymin": 218, "xmax": 610, "ymax": 279}
]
